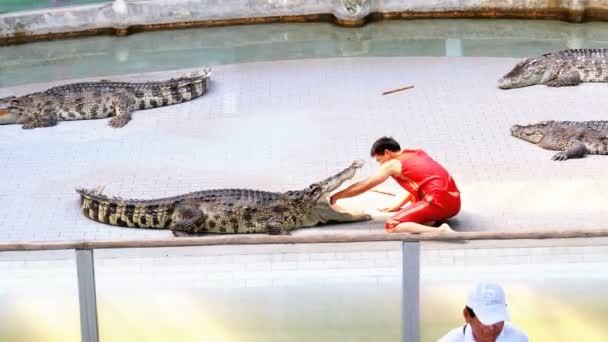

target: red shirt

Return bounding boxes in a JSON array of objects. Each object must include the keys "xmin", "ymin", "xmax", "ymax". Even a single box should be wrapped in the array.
[{"xmin": 391, "ymin": 149, "xmax": 460, "ymax": 205}]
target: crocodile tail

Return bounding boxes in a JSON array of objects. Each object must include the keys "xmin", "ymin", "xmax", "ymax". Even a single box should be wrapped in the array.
[
  {"xmin": 76, "ymin": 188, "xmax": 174, "ymax": 229},
  {"xmin": 169, "ymin": 68, "xmax": 211, "ymax": 101}
]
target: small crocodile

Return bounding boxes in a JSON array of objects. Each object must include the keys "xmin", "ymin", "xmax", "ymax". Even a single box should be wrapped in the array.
[
  {"xmin": 0, "ymin": 69, "xmax": 210, "ymax": 129},
  {"xmin": 77, "ymin": 161, "xmax": 372, "ymax": 236},
  {"xmin": 511, "ymin": 120, "xmax": 608, "ymax": 161},
  {"xmin": 498, "ymin": 49, "xmax": 608, "ymax": 89}
]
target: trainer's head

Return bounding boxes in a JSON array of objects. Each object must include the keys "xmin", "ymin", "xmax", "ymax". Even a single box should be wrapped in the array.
[{"xmin": 370, "ymin": 136, "xmax": 401, "ymax": 164}]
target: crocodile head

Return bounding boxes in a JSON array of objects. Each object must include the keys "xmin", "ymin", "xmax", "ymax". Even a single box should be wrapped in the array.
[
  {"xmin": 303, "ymin": 160, "xmax": 364, "ymax": 201},
  {"xmin": 0, "ymin": 97, "xmax": 20, "ymax": 125},
  {"xmin": 511, "ymin": 121, "xmax": 553, "ymax": 144},
  {"xmin": 284, "ymin": 160, "xmax": 367, "ymax": 223},
  {"xmin": 498, "ymin": 56, "xmax": 550, "ymax": 89}
]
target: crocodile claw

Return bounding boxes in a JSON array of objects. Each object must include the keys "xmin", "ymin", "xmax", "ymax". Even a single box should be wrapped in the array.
[
  {"xmin": 551, "ymin": 152, "xmax": 569, "ymax": 161},
  {"xmin": 108, "ymin": 115, "xmax": 131, "ymax": 128}
]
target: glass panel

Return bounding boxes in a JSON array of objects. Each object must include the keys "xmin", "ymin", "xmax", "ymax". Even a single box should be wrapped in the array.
[
  {"xmin": 420, "ymin": 239, "xmax": 608, "ymax": 342},
  {"xmin": 94, "ymin": 242, "xmax": 401, "ymax": 341},
  {"xmin": 0, "ymin": 250, "xmax": 80, "ymax": 342}
]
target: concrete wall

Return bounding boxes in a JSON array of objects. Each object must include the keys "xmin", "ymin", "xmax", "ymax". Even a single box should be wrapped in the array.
[{"xmin": 2, "ymin": 0, "xmax": 608, "ymax": 44}]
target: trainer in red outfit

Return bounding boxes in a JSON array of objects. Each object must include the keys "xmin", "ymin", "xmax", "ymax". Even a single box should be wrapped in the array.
[{"xmin": 330, "ymin": 136, "xmax": 460, "ymax": 234}]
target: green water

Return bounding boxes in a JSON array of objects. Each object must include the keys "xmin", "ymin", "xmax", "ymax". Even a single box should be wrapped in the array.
[
  {"xmin": 0, "ymin": 0, "xmax": 104, "ymax": 13},
  {"xmin": 3, "ymin": 19, "xmax": 608, "ymax": 88}
]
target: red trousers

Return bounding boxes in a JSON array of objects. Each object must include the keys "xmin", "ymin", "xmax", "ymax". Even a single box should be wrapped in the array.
[{"xmin": 386, "ymin": 191, "xmax": 461, "ymax": 229}]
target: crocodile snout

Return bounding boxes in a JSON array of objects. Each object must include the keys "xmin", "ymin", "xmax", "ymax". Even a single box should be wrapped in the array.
[
  {"xmin": 0, "ymin": 108, "xmax": 18, "ymax": 125},
  {"xmin": 497, "ymin": 78, "xmax": 512, "ymax": 89},
  {"xmin": 510, "ymin": 125, "xmax": 521, "ymax": 135}
]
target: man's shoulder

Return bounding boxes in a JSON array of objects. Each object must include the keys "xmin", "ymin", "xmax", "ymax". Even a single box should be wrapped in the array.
[
  {"xmin": 501, "ymin": 323, "xmax": 529, "ymax": 341},
  {"xmin": 382, "ymin": 158, "xmax": 402, "ymax": 173},
  {"xmin": 437, "ymin": 326, "xmax": 465, "ymax": 342}
]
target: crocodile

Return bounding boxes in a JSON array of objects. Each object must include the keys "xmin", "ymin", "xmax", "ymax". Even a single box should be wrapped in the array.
[
  {"xmin": 77, "ymin": 160, "xmax": 372, "ymax": 236},
  {"xmin": 498, "ymin": 49, "xmax": 608, "ymax": 89},
  {"xmin": 511, "ymin": 120, "xmax": 608, "ymax": 161},
  {"xmin": 0, "ymin": 69, "xmax": 210, "ymax": 129}
]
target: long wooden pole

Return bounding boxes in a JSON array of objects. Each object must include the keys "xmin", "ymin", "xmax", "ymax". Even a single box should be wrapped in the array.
[
  {"xmin": 382, "ymin": 85, "xmax": 415, "ymax": 95},
  {"xmin": 369, "ymin": 189, "xmax": 396, "ymax": 196},
  {"xmin": 1, "ymin": 229, "xmax": 608, "ymax": 251}
]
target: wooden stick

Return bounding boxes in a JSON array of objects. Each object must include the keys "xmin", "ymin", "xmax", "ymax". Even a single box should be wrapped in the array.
[
  {"xmin": 369, "ymin": 189, "xmax": 396, "ymax": 196},
  {"xmin": 382, "ymin": 85, "xmax": 415, "ymax": 95}
]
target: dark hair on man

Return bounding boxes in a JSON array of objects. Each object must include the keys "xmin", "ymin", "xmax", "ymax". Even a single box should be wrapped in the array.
[
  {"xmin": 370, "ymin": 136, "xmax": 401, "ymax": 157},
  {"xmin": 465, "ymin": 306, "xmax": 476, "ymax": 318}
]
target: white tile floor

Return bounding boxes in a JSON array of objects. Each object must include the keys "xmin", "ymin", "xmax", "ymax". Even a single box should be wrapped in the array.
[{"xmin": 2, "ymin": 57, "xmax": 608, "ymax": 242}]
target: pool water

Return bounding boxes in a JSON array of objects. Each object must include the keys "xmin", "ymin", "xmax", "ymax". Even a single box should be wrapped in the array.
[
  {"xmin": 3, "ymin": 19, "xmax": 608, "ymax": 88},
  {"xmin": 0, "ymin": 0, "xmax": 103, "ymax": 13}
]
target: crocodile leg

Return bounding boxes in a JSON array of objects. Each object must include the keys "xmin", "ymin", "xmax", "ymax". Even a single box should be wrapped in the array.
[
  {"xmin": 551, "ymin": 139, "xmax": 587, "ymax": 161},
  {"xmin": 108, "ymin": 91, "xmax": 136, "ymax": 128},
  {"xmin": 169, "ymin": 203, "xmax": 204, "ymax": 234},
  {"xmin": 21, "ymin": 111, "xmax": 59, "ymax": 129}
]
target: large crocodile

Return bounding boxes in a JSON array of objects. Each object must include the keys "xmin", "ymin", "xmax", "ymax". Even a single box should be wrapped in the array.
[
  {"xmin": 77, "ymin": 161, "xmax": 372, "ymax": 236},
  {"xmin": 511, "ymin": 120, "xmax": 608, "ymax": 161},
  {"xmin": 0, "ymin": 69, "xmax": 210, "ymax": 129},
  {"xmin": 498, "ymin": 49, "xmax": 608, "ymax": 89}
]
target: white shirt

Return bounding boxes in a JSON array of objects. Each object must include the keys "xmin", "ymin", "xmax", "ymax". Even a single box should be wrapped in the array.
[{"xmin": 438, "ymin": 322, "xmax": 529, "ymax": 342}]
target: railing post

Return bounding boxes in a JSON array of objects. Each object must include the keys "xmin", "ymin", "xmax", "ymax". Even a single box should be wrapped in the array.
[
  {"xmin": 76, "ymin": 249, "xmax": 99, "ymax": 342},
  {"xmin": 402, "ymin": 241, "xmax": 420, "ymax": 342}
]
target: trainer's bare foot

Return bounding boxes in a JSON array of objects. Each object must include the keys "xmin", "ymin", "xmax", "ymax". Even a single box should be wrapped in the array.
[{"xmin": 438, "ymin": 223, "xmax": 455, "ymax": 233}]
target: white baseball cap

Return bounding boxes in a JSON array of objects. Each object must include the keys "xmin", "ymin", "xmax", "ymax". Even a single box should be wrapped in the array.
[{"xmin": 466, "ymin": 282, "xmax": 511, "ymax": 325}]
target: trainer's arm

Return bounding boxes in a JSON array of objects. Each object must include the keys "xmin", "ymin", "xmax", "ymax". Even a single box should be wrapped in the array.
[{"xmin": 330, "ymin": 161, "xmax": 396, "ymax": 205}]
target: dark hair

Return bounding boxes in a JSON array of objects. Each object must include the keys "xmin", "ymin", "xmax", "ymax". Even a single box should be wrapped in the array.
[
  {"xmin": 465, "ymin": 306, "xmax": 476, "ymax": 318},
  {"xmin": 370, "ymin": 136, "xmax": 401, "ymax": 157}
]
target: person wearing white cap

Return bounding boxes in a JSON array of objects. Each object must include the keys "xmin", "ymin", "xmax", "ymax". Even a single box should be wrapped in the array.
[{"xmin": 438, "ymin": 282, "xmax": 529, "ymax": 342}]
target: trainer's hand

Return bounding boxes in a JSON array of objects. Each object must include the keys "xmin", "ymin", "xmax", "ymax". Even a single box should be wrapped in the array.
[{"xmin": 329, "ymin": 194, "xmax": 340, "ymax": 205}]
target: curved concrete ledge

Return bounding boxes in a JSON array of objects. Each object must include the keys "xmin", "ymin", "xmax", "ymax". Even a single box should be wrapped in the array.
[{"xmin": 2, "ymin": 0, "xmax": 608, "ymax": 45}]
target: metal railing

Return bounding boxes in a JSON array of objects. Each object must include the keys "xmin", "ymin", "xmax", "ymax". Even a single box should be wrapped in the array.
[{"xmin": 2, "ymin": 228, "xmax": 608, "ymax": 342}]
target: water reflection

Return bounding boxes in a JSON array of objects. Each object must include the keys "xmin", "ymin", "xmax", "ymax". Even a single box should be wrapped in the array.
[{"xmin": 3, "ymin": 20, "xmax": 608, "ymax": 87}]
